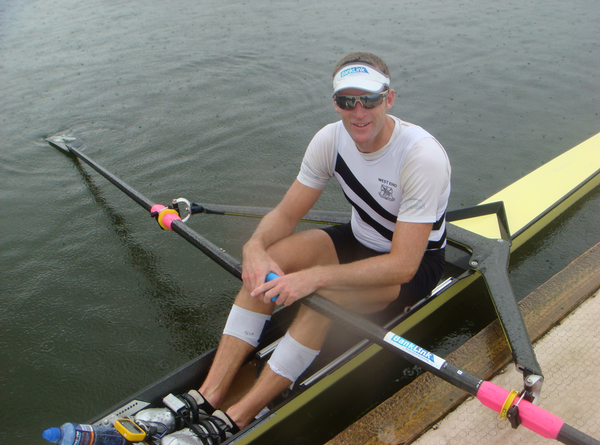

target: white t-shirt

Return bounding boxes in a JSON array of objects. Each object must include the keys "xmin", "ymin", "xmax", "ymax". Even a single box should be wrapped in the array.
[{"xmin": 297, "ymin": 116, "xmax": 451, "ymax": 252}]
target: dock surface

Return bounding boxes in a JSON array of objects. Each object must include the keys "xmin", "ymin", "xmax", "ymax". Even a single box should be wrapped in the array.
[{"xmin": 328, "ymin": 242, "xmax": 600, "ymax": 444}]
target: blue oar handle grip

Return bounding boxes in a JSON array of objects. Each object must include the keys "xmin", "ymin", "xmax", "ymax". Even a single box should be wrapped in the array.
[{"xmin": 266, "ymin": 272, "xmax": 280, "ymax": 302}]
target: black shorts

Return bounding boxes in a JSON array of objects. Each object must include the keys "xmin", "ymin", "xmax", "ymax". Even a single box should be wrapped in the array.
[{"xmin": 321, "ymin": 222, "xmax": 445, "ymax": 307}]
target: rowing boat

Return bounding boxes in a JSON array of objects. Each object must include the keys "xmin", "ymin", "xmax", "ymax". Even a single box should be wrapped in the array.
[{"xmin": 46, "ymin": 131, "xmax": 600, "ymax": 444}]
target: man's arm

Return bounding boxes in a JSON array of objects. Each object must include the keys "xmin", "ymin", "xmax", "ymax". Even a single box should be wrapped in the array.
[
  {"xmin": 241, "ymin": 179, "xmax": 322, "ymax": 291},
  {"xmin": 252, "ymin": 220, "xmax": 432, "ymax": 308}
]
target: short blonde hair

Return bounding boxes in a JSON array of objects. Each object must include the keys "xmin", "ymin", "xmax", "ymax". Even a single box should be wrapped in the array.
[{"xmin": 333, "ymin": 52, "xmax": 391, "ymax": 79}]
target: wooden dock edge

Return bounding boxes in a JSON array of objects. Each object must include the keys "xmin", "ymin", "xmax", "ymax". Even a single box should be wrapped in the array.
[{"xmin": 326, "ymin": 241, "xmax": 600, "ymax": 445}]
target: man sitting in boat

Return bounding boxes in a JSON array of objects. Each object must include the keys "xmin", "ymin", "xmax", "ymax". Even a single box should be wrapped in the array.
[{"xmin": 163, "ymin": 52, "xmax": 451, "ymax": 444}]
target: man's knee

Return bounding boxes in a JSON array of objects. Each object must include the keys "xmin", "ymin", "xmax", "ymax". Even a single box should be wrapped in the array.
[
  {"xmin": 223, "ymin": 305, "xmax": 271, "ymax": 347},
  {"xmin": 268, "ymin": 331, "xmax": 320, "ymax": 383},
  {"xmin": 266, "ymin": 229, "xmax": 338, "ymax": 273}
]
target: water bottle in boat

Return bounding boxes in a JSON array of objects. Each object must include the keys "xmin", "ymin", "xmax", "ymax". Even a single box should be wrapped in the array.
[{"xmin": 42, "ymin": 422, "xmax": 127, "ymax": 445}]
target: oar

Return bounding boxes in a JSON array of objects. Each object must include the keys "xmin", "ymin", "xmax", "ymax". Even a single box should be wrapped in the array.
[
  {"xmin": 302, "ymin": 292, "xmax": 597, "ymax": 445},
  {"xmin": 47, "ymin": 135, "xmax": 599, "ymax": 445},
  {"xmin": 47, "ymin": 136, "xmax": 243, "ymax": 279},
  {"xmin": 190, "ymin": 203, "xmax": 350, "ymax": 225}
]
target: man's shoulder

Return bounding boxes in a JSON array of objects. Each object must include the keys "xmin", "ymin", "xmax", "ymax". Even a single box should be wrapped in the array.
[
  {"xmin": 310, "ymin": 120, "xmax": 345, "ymax": 147},
  {"xmin": 318, "ymin": 120, "xmax": 343, "ymax": 134}
]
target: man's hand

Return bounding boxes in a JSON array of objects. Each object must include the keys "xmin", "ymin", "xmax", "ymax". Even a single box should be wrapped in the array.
[
  {"xmin": 241, "ymin": 241, "xmax": 285, "ymax": 300},
  {"xmin": 240, "ymin": 180, "xmax": 323, "ymax": 303},
  {"xmin": 251, "ymin": 269, "xmax": 320, "ymax": 306}
]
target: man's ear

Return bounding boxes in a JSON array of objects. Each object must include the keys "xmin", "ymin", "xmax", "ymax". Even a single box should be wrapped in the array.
[{"xmin": 386, "ymin": 89, "xmax": 395, "ymax": 110}]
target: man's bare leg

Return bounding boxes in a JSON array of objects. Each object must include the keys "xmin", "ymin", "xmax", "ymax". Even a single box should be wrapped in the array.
[
  {"xmin": 226, "ymin": 304, "xmax": 332, "ymax": 428},
  {"xmin": 199, "ymin": 288, "xmax": 274, "ymax": 409},
  {"xmin": 199, "ymin": 229, "xmax": 337, "ymax": 410}
]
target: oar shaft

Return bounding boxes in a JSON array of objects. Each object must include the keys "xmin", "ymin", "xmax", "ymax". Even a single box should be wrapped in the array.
[
  {"xmin": 68, "ymin": 148, "xmax": 155, "ymax": 212},
  {"xmin": 558, "ymin": 424, "xmax": 600, "ymax": 445},
  {"xmin": 301, "ymin": 293, "xmax": 482, "ymax": 394},
  {"xmin": 193, "ymin": 203, "xmax": 350, "ymax": 225},
  {"xmin": 306, "ymin": 294, "xmax": 598, "ymax": 444},
  {"xmin": 267, "ymin": 272, "xmax": 596, "ymax": 443}
]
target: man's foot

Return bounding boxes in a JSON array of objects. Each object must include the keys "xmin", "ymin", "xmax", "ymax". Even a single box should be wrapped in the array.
[
  {"xmin": 134, "ymin": 389, "xmax": 216, "ymax": 435},
  {"xmin": 180, "ymin": 390, "xmax": 216, "ymax": 416},
  {"xmin": 160, "ymin": 410, "xmax": 239, "ymax": 445}
]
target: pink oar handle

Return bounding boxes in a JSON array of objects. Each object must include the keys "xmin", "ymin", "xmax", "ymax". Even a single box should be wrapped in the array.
[{"xmin": 477, "ymin": 381, "xmax": 563, "ymax": 439}]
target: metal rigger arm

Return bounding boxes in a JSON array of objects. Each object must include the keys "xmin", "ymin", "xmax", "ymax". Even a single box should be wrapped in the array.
[{"xmin": 447, "ymin": 203, "xmax": 544, "ymax": 409}]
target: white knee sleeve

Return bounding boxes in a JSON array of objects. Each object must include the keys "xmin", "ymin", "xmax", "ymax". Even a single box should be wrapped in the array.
[
  {"xmin": 268, "ymin": 332, "xmax": 320, "ymax": 383},
  {"xmin": 223, "ymin": 305, "xmax": 271, "ymax": 347}
]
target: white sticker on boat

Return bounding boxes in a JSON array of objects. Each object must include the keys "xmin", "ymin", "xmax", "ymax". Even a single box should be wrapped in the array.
[{"xmin": 383, "ymin": 333, "xmax": 446, "ymax": 370}]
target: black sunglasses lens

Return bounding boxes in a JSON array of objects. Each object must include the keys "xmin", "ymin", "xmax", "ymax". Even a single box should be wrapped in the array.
[
  {"xmin": 335, "ymin": 96, "xmax": 356, "ymax": 110},
  {"xmin": 362, "ymin": 93, "xmax": 385, "ymax": 108}
]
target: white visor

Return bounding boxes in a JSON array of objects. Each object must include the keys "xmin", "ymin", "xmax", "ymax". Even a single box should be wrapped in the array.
[{"xmin": 333, "ymin": 64, "xmax": 391, "ymax": 94}]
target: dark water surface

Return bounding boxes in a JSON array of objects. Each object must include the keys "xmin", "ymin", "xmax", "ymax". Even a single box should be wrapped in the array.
[{"xmin": 1, "ymin": 1, "xmax": 599, "ymax": 444}]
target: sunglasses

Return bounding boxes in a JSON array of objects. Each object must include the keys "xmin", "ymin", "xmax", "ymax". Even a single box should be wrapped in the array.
[{"xmin": 333, "ymin": 90, "xmax": 389, "ymax": 110}]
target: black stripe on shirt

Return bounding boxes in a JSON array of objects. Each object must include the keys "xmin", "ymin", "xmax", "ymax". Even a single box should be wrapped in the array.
[
  {"xmin": 433, "ymin": 211, "xmax": 446, "ymax": 231},
  {"xmin": 343, "ymin": 192, "xmax": 395, "ymax": 242},
  {"xmin": 427, "ymin": 227, "xmax": 447, "ymax": 250},
  {"xmin": 335, "ymin": 154, "xmax": 397, "ymax": 224}
]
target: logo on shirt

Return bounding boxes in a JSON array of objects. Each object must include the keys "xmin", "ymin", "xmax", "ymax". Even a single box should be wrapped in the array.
[
  {"xmin": 379, "ymin": 184, "xmax": 395, "ymax": 201},
  {"xmin": 400, "ymin": 198, "xmax": 426, "ymax": 210}
]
